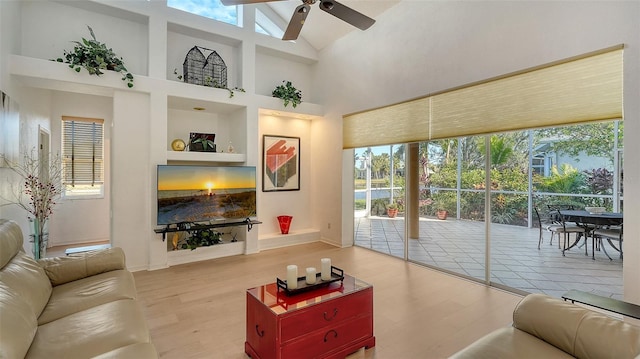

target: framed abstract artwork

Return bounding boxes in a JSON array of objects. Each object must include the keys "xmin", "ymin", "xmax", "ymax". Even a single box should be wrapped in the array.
[{"xmin": 263, "ymin": 135, "xmax": 300, "ymax": 191}]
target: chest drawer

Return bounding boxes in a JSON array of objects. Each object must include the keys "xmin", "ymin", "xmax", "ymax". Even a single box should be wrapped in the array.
[
  {"xmin": 280, "ymin": 288, "xmax": 372, "ymax": 342},
  {"xmin": 281, "ymin": 315, "xmax": 373, "ymax": 359}
]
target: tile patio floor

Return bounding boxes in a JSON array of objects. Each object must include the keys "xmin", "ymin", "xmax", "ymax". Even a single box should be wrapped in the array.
[{"xmin": 354, "ymin": 215, "xmax": 623, "ymax": 300}]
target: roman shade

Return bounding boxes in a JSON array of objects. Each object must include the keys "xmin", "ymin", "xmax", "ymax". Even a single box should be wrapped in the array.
[{"xmin": 343, "ymin": 45, "xmax": 623, "ymax": 149}]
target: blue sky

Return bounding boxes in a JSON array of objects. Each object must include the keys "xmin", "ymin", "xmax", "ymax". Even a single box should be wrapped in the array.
[{"xmin": 167, "ymin": 0, "xmax": 237, "ymax": 24}]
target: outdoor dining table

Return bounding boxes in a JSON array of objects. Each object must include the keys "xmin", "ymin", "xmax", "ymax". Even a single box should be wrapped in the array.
[{"xmin": 559, "ymin": 210, "xmax": 623, "ymax": 257}]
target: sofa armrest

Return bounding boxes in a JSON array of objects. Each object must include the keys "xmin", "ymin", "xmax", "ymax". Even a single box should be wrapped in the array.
[
  {"xmin": 513, "ymin": 293, "xmax": 640, "ymax": 358},
  {"xmin": 38, "ymin": 247, "xmax": 126, "ymax": 286}
]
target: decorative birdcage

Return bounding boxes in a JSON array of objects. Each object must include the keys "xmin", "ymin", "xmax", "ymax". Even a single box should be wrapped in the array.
[{"xmin": 182, "ymin": 46, "xmax": 227, "ymax": 88}]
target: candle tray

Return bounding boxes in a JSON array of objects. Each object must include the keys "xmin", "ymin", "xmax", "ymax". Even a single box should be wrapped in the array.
[{"xmin": 277, "ymin": 266, "xmax": 344, "ymax": 296}]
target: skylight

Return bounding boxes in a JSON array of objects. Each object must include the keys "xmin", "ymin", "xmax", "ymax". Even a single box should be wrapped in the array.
[
  {"xmin": 168, "ymin": 0, "xmax": 287, "ymax": 40},
  {"xmin": 167, "ymin": 0, "xmax": 237, "ymax": 26}
]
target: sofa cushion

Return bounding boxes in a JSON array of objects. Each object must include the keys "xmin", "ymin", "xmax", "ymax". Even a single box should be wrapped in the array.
[
  {"xmin": 449, "ymin": 327, "xmax": 574, "ymax": 359},
  {"xmin": 26, "ymin": 299, "xmax": 152, "ymax": 359},
  {"xmin": 0, "ymin": 283, "xmax": 39, "ymax": 359},
  {"xmin": 38, "ymin": 247, "xmax": 126, "ymax": 286},
  {"xmin": 38, "ymin": 269, "xmax": 138, "ymax": 325},
  {"xmin": 91, "ymin": 343, "xmax": 159, "ymax": 359}
]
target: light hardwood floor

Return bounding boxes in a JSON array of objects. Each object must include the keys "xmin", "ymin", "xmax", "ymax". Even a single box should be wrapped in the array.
[{"xmin": 132, "ymin": 242, "xmax": 523, "ymax": 358}]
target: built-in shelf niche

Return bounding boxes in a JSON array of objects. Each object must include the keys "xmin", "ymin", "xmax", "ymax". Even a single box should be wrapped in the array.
[
  {"xmin": 167, "ymin": 95, "xmax": 247, "ymax": 159},
  {"xmin": 167, "ymin": 22, "xmax": 242, "ymax": 89}
]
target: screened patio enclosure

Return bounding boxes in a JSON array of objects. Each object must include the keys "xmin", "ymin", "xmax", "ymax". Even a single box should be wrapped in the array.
[{"xmin": 353, "ymin": 120, "xmax": 623, "ymax": 298}]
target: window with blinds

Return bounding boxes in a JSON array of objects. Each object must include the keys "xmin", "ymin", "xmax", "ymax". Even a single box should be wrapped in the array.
[{"xmin": 61, "ymin": 116, "xmax": 105, "ymax": 198}]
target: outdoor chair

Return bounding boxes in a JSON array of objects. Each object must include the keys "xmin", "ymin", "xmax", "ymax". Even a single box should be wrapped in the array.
[
  {"xmin": 550, "ymin": 209, "xmax": 587, "ymax": 256},
  {"xmin": 592, "ymin": 224, "xmax": 623, "ymax": 260},
  {"xmin": 534, "ymin": 207, "xmax": 563, "ymax": 249},
  {"xmin": 534, "ymin": 207, "xmax": 582, "ymax": 251}
]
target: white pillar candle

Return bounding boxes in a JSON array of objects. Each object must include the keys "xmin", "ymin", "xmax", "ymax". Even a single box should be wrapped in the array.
[
  {"xmin": 286, "ymin": 265, "xmax": 298, "ymax": 290},
  {"xmin": 321, "ymin": 258, "xmax": 332, "ymax": 281},
  {"xmin": 306, "ymin": 267, "xmax": 317, "ymax": 285}
]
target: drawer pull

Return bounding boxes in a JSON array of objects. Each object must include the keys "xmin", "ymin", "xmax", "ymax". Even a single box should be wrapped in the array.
[
  {"xmin": 323, "ymin": 308, "xmax": 338, "ymax": 321},
  {"xmin": 323, "ymin": 329, "xmax": 338, "ymax": 342},
  {"xmin": 255, "ymin": 325, "xmax": 264, "ymax": 337}
]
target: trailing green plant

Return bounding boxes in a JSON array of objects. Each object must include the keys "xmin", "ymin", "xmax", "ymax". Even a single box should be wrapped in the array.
[
  {"xmin": 173, "ymin": 69, "xmax": 245, "ymax": 98},
  {"xmin": 182, "ymin": 228, "xmax": 222, "ymax": 250},
  {"xmin": 272, "ymin": 81, "xmax": 302, "ymax": 108},
  {"xmin": 55, "ymin": 26, "xmax": 134, "ymax": 88}
]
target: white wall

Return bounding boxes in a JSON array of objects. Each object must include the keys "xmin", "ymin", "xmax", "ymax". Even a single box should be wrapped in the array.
[
  {"xmin": 49, "ymin": 91, "xmax": 111, "ymax": 246},
  {"xmin": 112, "ymin": 90, "xmax": 151, "ymax": 271},
  {"xmin": 313, "ymin": 1, "xmax": 640, "ymax": 302},
  {"xmin": 255, "ymin": 51, "xmax": 313, "ymax": 99},
  {"xmin": 258, "ymin": 115, "xmax": 314, "ymax": 236},
  {"xmin": 19, "ymin": 1, "xmax": 148, "ymax": 76}
]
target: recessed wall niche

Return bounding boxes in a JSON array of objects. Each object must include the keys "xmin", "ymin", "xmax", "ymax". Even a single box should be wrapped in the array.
[{"xmin": 167, "ymin": 22, "xmax": 241, "ymax": 89}]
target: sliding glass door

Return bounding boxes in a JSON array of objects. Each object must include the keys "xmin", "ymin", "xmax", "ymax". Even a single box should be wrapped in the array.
[{"xmin": 353, "ymin": 121, "xmax": 623, "ymax": 299}]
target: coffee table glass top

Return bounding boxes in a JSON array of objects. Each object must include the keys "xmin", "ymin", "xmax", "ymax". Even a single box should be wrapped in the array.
[{"xmin": 246, "ymin": 274, "xmax": 371, "ymax": 314}]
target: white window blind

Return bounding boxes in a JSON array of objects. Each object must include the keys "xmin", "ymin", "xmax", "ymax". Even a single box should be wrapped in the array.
[
  {"xmin": 62, "ymin": 117, "xmax": 104, "ymax": 188},
  {"xmin": 343, "ymin": 45, "xmax": 623, "ymax": 149}
]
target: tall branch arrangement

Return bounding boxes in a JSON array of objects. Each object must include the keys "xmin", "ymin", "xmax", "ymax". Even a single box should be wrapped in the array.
[{"xmin": 1, "ymin": 150, "xmax": 63, "ymax": 223}]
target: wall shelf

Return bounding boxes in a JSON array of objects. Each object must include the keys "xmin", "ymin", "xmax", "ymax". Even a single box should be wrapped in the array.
[
  {"xmin": 166, "ymin": 151, "xmax": 245, "ymax": 162},
  {"xmin": 154, "ymin": 219, "xmax": 262, "ymax": 240}
]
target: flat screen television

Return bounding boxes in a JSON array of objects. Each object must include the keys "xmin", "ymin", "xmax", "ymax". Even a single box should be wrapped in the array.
[{"xmin": 157, "ymin": 165, "xmax": 257, "ymax": 226}]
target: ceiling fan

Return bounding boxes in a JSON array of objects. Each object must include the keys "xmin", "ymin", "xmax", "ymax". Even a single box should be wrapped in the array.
[{"xmin": 220, "ymin": 0, "xmax": 376, "ymax": 41}]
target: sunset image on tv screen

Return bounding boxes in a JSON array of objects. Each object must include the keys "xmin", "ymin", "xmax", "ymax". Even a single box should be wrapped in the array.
[{"xmin": 157, "ymin": 165, "xmax": 256, "ymax": 225}]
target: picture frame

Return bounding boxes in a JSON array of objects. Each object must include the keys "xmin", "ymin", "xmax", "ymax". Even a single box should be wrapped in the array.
[
  {"xmin": 189, "ymin": 132, "xmax": 216, "ymax": 152},
  {"xmin": 263, "ymin": 135, "xmax": 300, "ymax": 192}
]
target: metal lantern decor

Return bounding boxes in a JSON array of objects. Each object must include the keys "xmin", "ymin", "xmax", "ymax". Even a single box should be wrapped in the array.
[{"xmin": 183, "ymin": 46, "xmax": 227, "ymax": 88}]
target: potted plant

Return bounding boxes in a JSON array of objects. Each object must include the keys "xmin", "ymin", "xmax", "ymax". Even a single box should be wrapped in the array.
[
  {"xmin": 272, "ymin": 80, "xmax": 302, "ymax": 108},
  {"xmin": 54, "ymin": 26, "xmax": 134, "ymax": 88},
  {"xmin": 431, "ymin": 194, "xmax": 455, "ymax": 220},
  {"xmin": 387, "ymin": 203, "xmax": 399, "ymax": 218}
]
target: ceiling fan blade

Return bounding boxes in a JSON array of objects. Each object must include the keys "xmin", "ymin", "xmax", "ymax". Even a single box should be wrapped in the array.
[
  {"xmin": 282, "ymin": 4, "xmax": 311, "ymax": 41},
  {"xmin": 220, "ymin": 0, "xmax": 286, "ymax": 6},
  {"xmin": 318, "ymin": 0, "xmax": 375, "ymax": 30}
]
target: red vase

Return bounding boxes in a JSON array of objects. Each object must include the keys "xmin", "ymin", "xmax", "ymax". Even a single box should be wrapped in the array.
[{"xmin": 277, "ymin": 215, "xmax": 293, "ymax": 234}]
